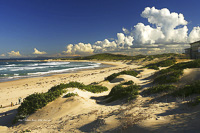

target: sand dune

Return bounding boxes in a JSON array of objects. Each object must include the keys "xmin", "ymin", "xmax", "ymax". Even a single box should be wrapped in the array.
[
  {"xmin": 1, "ymin": 60, "xmax": 200, "ymax": 132},
  {"xmin": 180, "ymin": 68, "xmax": 200, "ymax": 85}
]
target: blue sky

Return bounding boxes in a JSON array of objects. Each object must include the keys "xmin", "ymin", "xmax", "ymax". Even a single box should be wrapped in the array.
[{"xmin": 0, "ymin": 0, "xmax": 200, "ymax": 57}]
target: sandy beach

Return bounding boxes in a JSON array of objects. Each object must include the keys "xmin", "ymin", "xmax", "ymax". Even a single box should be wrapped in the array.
[
  {"xmin": 0, "ymin": 60, "xmax": 140, "ymax": 131},
  {"xmin": 1, "ymin": 60, "xmax": 200, "ymax": 133},
  {"xmin": 0, "ymin": 60, "xmax": 136, "ymax": 107}
]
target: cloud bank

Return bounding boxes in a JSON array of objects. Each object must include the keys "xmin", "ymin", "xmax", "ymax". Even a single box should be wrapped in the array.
[
  {"xmin": 64, "ymin": 7, "xmax": 200, "ymax": 55},
  {"xmin": 33, "ymin": 48, "xmax": 47, "ymax": 55},
  {"xmin": 63, "ymin": 33, "xmax": 134, "ymax": 55},
  {"xmin": 8, "ymin": 51, "xmax": 21, "ymax": 57}
]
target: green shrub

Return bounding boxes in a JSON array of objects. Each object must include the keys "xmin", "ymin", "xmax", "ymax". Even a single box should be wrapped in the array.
[
  {"xmin": 143, "ymin": 84, "xmax": 176, "ymax": 95},
  {"xmin": 13, "ymin": 81, "xmax": 108, "ymax": 124},
  {"xmin": 121, "ymin": 80, "xmax": 134, "ymax": 85},
  {"xmin": 170, "ymin": 59, "xmax": 200, "ymax": 70},
  {"xmin": 190, "ymin": 96, "xmax": 200, "ymax": 106},
  {"xmin": 82, "ymin": 85, "xmax": 108, "ymax": 93},
  {"xmin": 64, "ymin": 93, "xmax": 78, "ymax": 98},
  {"xmin": 173, "ymin": 80, "xmax": 200, "ymax": 97},
  {"xmin": 17, "ymin": 89, "xmax": 66, "ymax": 117},
  {"xmin": 105, "ymin": 70, "xmax": 138, "ymax": 81},
  {"xmin": 148, "ymin": 65, "xmax": 159, "ymax": 70},
  {"xmin": 153, "ymin": 69, "xmax": 183, "ymax": 84},
  {"xmin": 106, "ymin": 83, "xmax": 140, "ymax": 102},
  {"xmin": 146, "ymin": 58, "xmax": 176, "ymax": 70},
  {"xmin": 157, "ymin": 59, "xmax": 176, "ymax": 67}
]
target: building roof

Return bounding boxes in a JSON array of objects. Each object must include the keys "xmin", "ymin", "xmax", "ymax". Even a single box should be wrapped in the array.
[
  {"xmin": 184, "ymin": 48, "xmax": 190, "ymax": 50},
  {"xmin": 190, "ymin": 40, "xmax": 200, "ymax": 45}
]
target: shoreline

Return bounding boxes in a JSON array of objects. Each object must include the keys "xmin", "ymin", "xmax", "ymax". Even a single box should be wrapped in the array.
[
  {"xmin": 0, "ymin": 60, "xmax": 139, "ymax": 108},
  {"xmin": 0, "ymin": 60, "xmax": 114, "ymax": 83}
]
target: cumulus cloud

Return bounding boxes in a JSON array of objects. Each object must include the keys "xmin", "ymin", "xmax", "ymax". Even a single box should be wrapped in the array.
[
  {"xmin": 188, "ymin": 26, "xmax": 200, "ymax": 43},
  {"xmin": 33, "ymin": 48, "xmax": 47, "ymax": 55},
  {"xmin": 63, "ymin": 32, "xmax": 134, "ymax": 55},
  {"xmin": 63, "ymin": 43, "xmax": 94, "ymax": 55},
  {"xmin": 133, "ymin": 7, "xmax": 189, "ymax": 44},
  {"xmin": 122, "ymin": 27, "xmax": 130, "ymax": 34},
  {"xmin": 0, "ymin": 54, "xmax": 5, "ymax": 57},
  {"xmin": 64, "ymin": 7, "xmax": 200, "ymax": 55},
  {"xmin": 8, "ymin": 51, "xmax": 21, "ymax": 57},
  {"xmin": 133, "ymin": 23, "xmax": 165, "ymax": 45}
]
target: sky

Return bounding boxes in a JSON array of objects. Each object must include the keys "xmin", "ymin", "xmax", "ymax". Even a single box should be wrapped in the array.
[{"xmin": 0, "ymin": 0, "xmax": 200, "ymax": 58}]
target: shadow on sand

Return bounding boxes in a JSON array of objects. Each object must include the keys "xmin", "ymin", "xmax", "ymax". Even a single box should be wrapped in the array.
[{"xmin": 0, "ymin": 108, "xmax": 17, "ymax": 127}]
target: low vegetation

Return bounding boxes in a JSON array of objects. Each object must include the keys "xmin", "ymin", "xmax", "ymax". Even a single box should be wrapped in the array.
[
  {"xmin": 73, "ymin": 53, "xmax": 146, "ymax": 60},
  {"xmin": 143, "ymin": 84, "xmax": 176, "ymax": 95},
  {"xmin": 49, "ymin": 82, "xmax": 108, "ymax": 93},
  {"xmin": 105, "ymin": 70, "xmax": 138, "ymax": 81},
  {"xmin": 58, "ymin": 53, "xmax": 184, "ymax": 61},
  {"xmin": 153, "ymin": 69, "xmax": 183, "ymax": 84},
  {"xmin": 147, "ymin": 65, "xmax": 159, "ymax": 70},
  {"xmin": 106, "ymin": 81, "xmax": 140, "ymax": 102},
  {"xmin": 13, "ymin": 89, "xmax": 66, "ymax": 124},
  {"xmin": 146, "ymin": 58, "xmax": 176, "ymax": 70},
  {"xmin": 190, "ymin": 96, "xmax": 200, "ymax": 106},
  {"xmin": 173, "ymin": 80, "xmax": 200, "ymax": 97},
  {"xmin": 121, "ymin": 80, "xmax": 134, "ymax": 85},
  {"xmin": 64, "ymin": 93, "xmax": 78, "ymax": 98},
  {"xmin": 153, "ymin": 59, "xmax": 200, "ymax": 84},
  {"xmin": 13, "ymin": 82, "xmax": 108, "ymax": 124}
]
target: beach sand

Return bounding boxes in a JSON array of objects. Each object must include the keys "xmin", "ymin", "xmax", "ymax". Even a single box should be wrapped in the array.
[
  {"xmin": 0, "ymin": 60, "xmax": 140, "ymax": 130},
  {"xmin": 1, "ymin": 60, "xmax": 200, "ymax": 132}
]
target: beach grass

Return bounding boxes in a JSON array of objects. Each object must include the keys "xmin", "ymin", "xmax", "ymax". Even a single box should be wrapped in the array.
[
  {"xmin": 105, "ymin": 70, "xmax": 138, "ymax": 82},
  {"xmin": 153, "ymin": 59, "xmax": 200, "ymax": 84},
  {"xmin": 143, "ymin": 84, "xmax": 176, "ymax": 95},
  {"xmin": 13, "ymin": 81, "xmax": 108, "ymax": 124},
  {"xmin": 106, "ymin": 81, "xmax": 140, "ymax": 102}
]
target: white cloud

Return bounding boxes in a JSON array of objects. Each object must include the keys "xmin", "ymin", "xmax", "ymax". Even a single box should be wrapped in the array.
[
  {"xmin": 132, "ymin": 7, "xmax": 189, "ymax": 44},
  {"xmin": 126, "ymin": 7, "xmax": 199, "ymax": 54},
  {"xmin": 8, "ymin": 51, "xmax": 21, "ymax": 57},
  {"xmin": 64, "ymin": 7, "xmax": 200, "ymax": 55},
  {"xmin": 188, "ymin": 26, "xmax": 200, "ymax": 43},
  {"xmin": 33, "ymin": 48, "xmax": 47, "ymax": 55},
  {"xmin": 0, "ymin": 54, "xmax": 5, "ymax": 57},
  {"xmin": 63, "ymin": 43, "xmax": 94, "ymax": 55},
  {"xmin": 64, "ymin": 32, "xmax": 134, "ymax": 55},
  {"xmin": 133, "ymin": 23, "xmax": 164, "ymax": 45},
  {"xmin": 122, "ymin": 27, "xmax": 130, "ymax": 34}
]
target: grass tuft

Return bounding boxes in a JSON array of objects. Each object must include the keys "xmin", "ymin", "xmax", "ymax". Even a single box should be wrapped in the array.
[
  {"xmin": 143, "ymin": 84, "xmax": 176, "ymax": 95},
  {"xmin": 106, "ymin": 82, "xmax": 140, "ymax": 102},
  {"xmin": 64, "ymin": 93, "xmax": 78, "ymax": 98},
  {"xmin": 105, "ymin": 70, "xmax": 138, "ymax": 82},
  {"xmin": 13, "ymin": 81, "xmax": 108, "ymax": 124},
  {"xmin": 173, "ymin": 80, "xmax": 200, "ymax": 97}
]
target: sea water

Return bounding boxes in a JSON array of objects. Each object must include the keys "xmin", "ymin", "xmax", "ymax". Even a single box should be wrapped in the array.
[{"xmin": 0, "ymin": 60, "xmax": 102, "ymax": 82}]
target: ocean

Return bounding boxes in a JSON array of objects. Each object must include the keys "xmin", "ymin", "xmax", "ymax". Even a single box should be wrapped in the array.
[{"xmin": 0, "ymin": 60, "xmax": 103, "ymax": 82}]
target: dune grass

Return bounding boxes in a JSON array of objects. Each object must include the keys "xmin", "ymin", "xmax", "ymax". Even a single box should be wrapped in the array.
[
  {"xmin": 59, "ymin": 53, "xmax": 184, "ymax": 61},
  {"xmin": 105, "ymin": 70, "xmax": 138, "ymax": 82},
  {"xmin": 147, "ymin": 65, "xmax": 160, "ymax": 70},
  {"xmin": 173, "ymin": 80, "xmax": 200, "ymax": 97},
  {"xmin": 106, "ymin": 81, "xmax": 140, "ymax": 102},
  {"xmin": 143, "ymin": 84, "xmax": 176, "ymax": 95},
  {"xmin": 13, "ymin": 89, "xmax": 66, "ymax": 124},
  {"xmin": 153, "ymin": 59, "xmax": 200, "ymax": 84},
  {"xmin": 153, "ymin": 69, "xmax": 183, "ymax": 84},
  {"xmin": 64, "ymin": 93, "xmax": 78, "ymax": 98},
  {"xmin": 121, "ymin": 80, "xmax": 134, "ymax": 85},
  {"xmin": 190, "ymin": 96, "xmax": 200, "ymax": 106},
  {"xmin": 145, "ymin": 58, "xmax": 176, "ymax": 70},
  {"xmin": 49, "ymin": 82, "xmax": 108, "ymax": 93},
  {"xmin": 13, "ymin": 82, "xmax": 108, "ymax": 124}
]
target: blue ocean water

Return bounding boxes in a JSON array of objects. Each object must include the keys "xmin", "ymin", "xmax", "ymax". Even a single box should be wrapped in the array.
[{"xmin": 0, "ymin": 60, "xmax": 101, "ymax": 82}]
